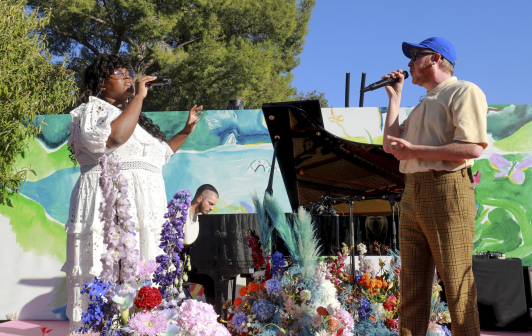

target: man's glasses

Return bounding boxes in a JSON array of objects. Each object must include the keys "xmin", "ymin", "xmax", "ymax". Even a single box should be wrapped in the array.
[
  {"xmin": 409, "ymin": 51, "xmax": 436, "ymax": 63},
  {"xmin": 112, "ymin": 69, "xmax": 136, "ymax": 80}
]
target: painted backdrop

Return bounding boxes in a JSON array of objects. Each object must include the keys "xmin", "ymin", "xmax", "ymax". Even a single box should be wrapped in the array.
[{"xmin": 1, "ymin": 105, "xmax": 531, "ymax": 320}]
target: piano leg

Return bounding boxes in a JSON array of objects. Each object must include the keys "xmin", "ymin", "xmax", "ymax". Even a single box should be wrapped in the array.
[{"xmin": 214, "ymin": 278, "xmax": 229, "ymax": 320}]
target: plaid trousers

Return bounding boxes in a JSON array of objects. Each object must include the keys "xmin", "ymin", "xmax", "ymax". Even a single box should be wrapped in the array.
[{"xmin": 398, "ymin": 169, "xmax": 480, "ymax": 336}]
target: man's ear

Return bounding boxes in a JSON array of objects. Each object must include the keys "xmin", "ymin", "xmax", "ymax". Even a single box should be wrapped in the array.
[{"xmin": 433, "ymin": 53, "xmax": 442, "ymax": 64}]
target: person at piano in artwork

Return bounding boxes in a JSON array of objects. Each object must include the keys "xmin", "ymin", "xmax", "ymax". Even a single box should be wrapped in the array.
[
  {"xmin": 63, "ymin": 54, "xmax": 203, "ymax": 332},
  {"xmin": 183, "ymin": 184, "xmax": 219, "ymax": 304},
  {"xmin": 381, "ymin": 37, "xmax": 487, "ymax": 336}
]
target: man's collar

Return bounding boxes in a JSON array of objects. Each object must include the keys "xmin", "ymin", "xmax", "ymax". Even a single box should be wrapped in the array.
[{"xmin": 428, "ymin": 76, "xmax": 457, "ymax": 95}]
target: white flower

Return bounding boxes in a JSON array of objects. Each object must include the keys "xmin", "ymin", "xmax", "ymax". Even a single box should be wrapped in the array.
[
  {"xmin": 300, "ymin": 302, "xmax": 309, "ymax": 314},
  {"xmin": 357, "ymin": 243, "xmax": 367, "ymax": 255},
  {"xmin": 428, "ymin": 322, "xmax": 445, "ymax": 335},
  {"xmin": 326, "ymin": 305, "xmax": 335, "ymax": 316},
  {"xmin": 300, "ymin": 290, "xmax": 312, "ymax": 301},
  {"xmin": 370, "ymin": 302, "xmax": 385, "ymax": 320}
]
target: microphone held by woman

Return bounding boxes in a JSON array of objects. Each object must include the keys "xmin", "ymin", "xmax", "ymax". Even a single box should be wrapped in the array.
[{"xmin": 146, "ymin": 78, "xmax": 172, "ymax": 87}]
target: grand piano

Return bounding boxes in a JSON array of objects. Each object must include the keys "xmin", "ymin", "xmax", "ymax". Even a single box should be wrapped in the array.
[{"xmin": 188, "ymin": 100, "xmax": 404, "ymax": 316}]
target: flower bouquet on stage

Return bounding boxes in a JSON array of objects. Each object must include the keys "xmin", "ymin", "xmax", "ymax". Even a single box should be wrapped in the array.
[
  {"xmin": 73, "ymin": 155, "xmax": 229, "ymax": 336},
  {"xmin": 224, "ymin": 191, "xmax": 452, "ymax": 336}
]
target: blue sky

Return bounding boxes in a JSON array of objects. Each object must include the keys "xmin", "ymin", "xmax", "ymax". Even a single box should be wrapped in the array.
[{"xmin": 291, "ymin": 0, "xmax": 532, "ymax": 108}]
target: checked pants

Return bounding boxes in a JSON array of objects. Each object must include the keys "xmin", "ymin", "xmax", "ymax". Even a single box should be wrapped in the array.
[{"xmin": 398, "ymin": 168, "xmax": 480, "ymax": 336}]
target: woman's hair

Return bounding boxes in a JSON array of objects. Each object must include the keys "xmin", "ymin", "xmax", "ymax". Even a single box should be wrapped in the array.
[{"xmin": 77, "ymin": 55, "xmax": 167, "ymax": 143}]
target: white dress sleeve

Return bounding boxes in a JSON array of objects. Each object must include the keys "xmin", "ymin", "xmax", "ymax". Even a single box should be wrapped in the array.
[
  {"xmin": 68, "ymin": 97, "xmax": 122, "ymax": 155},
  {"xmin": 163, "ymin": 141, "xmax": 175, "ymax": 164}
]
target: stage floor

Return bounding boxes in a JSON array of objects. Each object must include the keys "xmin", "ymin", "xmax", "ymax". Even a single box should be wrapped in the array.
[{"xmin": 0, "ymin": 320, "xmax": 529, "ymax": 335}]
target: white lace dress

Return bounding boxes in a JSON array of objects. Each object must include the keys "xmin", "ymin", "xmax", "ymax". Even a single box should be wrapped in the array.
[{"xmin": 61, "ymin": 96, "xmax": 174, "ymax": 332}]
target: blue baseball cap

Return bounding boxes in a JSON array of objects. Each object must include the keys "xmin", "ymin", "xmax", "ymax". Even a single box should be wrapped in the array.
[{"xmin": 402, "ymin": 37, "xmax": 457, "ymax": 66}]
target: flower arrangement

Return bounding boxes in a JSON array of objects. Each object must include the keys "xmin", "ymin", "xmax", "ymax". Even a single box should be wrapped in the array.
[
  {"xmin": 75, "ymin": 155, "xmax": 230, "ymax": 336},
  {"xmin": 224, "ymin": 192, "xmax": 453, "ymax": 336},
  {"xmin": 223, "ymin": 193, "xmax": 355, "ymax": 336}
]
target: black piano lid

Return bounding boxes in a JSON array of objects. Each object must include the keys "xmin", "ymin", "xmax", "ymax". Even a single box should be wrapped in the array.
[{"xmin": 262, "ymin": 100, "xmax": 405, "ymax": 215}]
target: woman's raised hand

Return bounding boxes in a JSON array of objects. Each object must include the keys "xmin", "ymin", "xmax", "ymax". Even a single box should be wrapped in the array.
[
  {"xmin": 134, "ymin": 76, "xmax": 157, "ymax": 99},
  {"xmin": 182, "ymin": 105, "xmax": 204, "ymax": 134}
]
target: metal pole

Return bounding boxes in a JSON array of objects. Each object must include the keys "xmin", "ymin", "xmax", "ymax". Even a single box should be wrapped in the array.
[
  {"xmin": 349, "ymin": 201, "xmax": 355, "ymax": 287},
  {"xmin": 345, "ymin": 73, "xmax": 350, "ymax": 108},
  {"xmin": 391, "ymin": 203, "xmax": 398, "ymax": 251},
  {"xmin": 335, "ymin": 214, "xmax": 340, "ymax": 252},
  {"xmin": 359, "ymin": 72, "xmax": 366, "ymax": 107}
]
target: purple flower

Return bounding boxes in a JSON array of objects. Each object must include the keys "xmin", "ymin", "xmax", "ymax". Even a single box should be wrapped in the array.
[
  {"xmin": 251, "ymin": 299, "xmax": 276, "ymax": 322},
  {"xmin": 231, "ymin": 312, "xmax": 248, "ymax": 332},
  {"xmin": 264, "ymin": 279, "xmax": 282, "ymax": 296},
  {"xmin": 153, "ymin": 190, "xmax": 191, "ymax": 306}
]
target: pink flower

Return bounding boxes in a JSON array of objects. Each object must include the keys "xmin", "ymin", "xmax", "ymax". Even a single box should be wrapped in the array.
[
  {"xmin": 128, "ymin": 311, "xmax": 167, "ymax": 336},
  {"xmin": 138, "ymin": 257, "xmax": 158, "ymax": 279},
  {"xmin": 175, "ymin": 299, "xmax": 220, "ymax": 330},
  {"xmin": 334, "ymin": 308, "xmax": 354, "ymax": 332},
  {"xmin": 311, "ymin": 314, "xmax": 323, "ymax": 328}
]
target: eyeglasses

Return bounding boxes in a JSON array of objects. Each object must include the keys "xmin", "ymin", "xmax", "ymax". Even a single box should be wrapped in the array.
[
  {"xmin": 112, "ymin": 69, "xmax": 136, "ymax": 80},
  {"xmin": 409, "ymin": 51, "xmax": 436, "ymax": 63}
]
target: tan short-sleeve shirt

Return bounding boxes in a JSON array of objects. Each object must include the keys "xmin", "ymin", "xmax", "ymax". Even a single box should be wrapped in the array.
[{"xmin": 399, "ymin": 76, "xmax": 488, "ymax": 174}]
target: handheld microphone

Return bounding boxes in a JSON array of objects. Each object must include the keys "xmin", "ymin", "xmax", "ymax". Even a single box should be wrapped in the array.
[
  {"xmin": 361, "ymin": 71, "xmax": 409, "ymax": 92},
  {"xmin": 146, "ymin": 78, "xmax": 172, "ymax": 87}
]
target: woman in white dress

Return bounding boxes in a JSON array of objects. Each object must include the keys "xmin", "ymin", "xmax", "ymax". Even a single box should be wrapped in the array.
[{"xmin": 62, "ymin": 55, "xmax": 202, "ymax": 332}]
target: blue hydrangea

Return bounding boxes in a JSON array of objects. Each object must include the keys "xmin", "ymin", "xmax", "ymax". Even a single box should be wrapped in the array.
[
  {"xmin": 264, "ymin": 278, "xmax": 282, "ymax": 296},
  {"xmin": 231, "ymin": 312, "xmax": 248, "ymax": 332},
  {"xmin": 442, "ymin": 325, "xmax": 451, "ymax": 336},
  {"xmin": 251, "ymin": 299, "xmax": 276, "ymax": 322}
]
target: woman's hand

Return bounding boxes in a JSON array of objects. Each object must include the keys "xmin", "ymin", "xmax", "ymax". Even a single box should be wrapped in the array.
[
  {"xmin": 134, "ymin": 76, "xmax": 157, "ymax": 99},
  {"xmin": 181, "ymin": 105, "xmax": 203, "ymax": 134}
]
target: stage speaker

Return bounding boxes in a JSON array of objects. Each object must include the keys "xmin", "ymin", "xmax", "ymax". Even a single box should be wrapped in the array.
[{"xmin": 473, "ymin": 258, "xmax": 529, "ymax": 331}]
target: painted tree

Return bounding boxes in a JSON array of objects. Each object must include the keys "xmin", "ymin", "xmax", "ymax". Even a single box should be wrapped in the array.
[
  {"xmin": 28, "ymin": 0, "xmax": 323, "ymax": 111},
  {"xmin": 0, "ymin": 0, "xmax": 77, "ymax": 205}
]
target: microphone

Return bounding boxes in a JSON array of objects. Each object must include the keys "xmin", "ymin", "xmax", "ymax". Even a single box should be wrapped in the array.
[
  {"xmin": 361, "ymin": 71, "xmax": 409, "ymax": 92},
  {"xmin": 146, "ymin": 78, "xmax": 172, "ymax": 87}
]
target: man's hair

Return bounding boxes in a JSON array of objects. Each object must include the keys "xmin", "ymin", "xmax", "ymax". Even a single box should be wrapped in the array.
[
  {"xmin": 439, "ymin": 58, "xmax": 454, "ymax": 76},
  {"xmin": 194, "ymin": 184, "xmax": 219, "ymax": 199}
]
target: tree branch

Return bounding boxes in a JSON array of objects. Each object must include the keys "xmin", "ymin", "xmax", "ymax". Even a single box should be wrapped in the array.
[
  {"xmin": 176, "ymin": 38, "xmax": 201, "ymax": 49},
  {"xmin": 54, "ymin": 27, "xmax": 100, "ymax": 56},
  {"xmin": 113, "ymin": 26, "xmax": 126, "ymax": 54}
]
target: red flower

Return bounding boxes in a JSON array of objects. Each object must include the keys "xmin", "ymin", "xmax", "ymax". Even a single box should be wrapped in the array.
[
  {"xmin": 385, "ymin": 318, "xmax": 397, "ymax": 328},
  {"xmin": 227, "ymin": 313, "xmax": 234, "ymax": 321},
  {"xmin": 383, "ymin": 296, "xmax": 398, "ymax": 311},
  {"xmin": 317, "ymin": 306, "xmax": 328, "ymax": 316},
  {"xmin": 134, "ymin": 286, "xmax": 162, "ymax": 311}
]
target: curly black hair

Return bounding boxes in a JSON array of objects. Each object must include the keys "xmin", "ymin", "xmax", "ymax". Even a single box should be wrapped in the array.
[{"xmin": 78, "ymin": 54, "xmax": 167, "ymax": 143}]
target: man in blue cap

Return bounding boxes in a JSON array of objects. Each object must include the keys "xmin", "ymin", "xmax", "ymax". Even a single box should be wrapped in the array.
[{"xmin": 382, "ymin": 37, "xmax": 487, "ymax": 336}]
